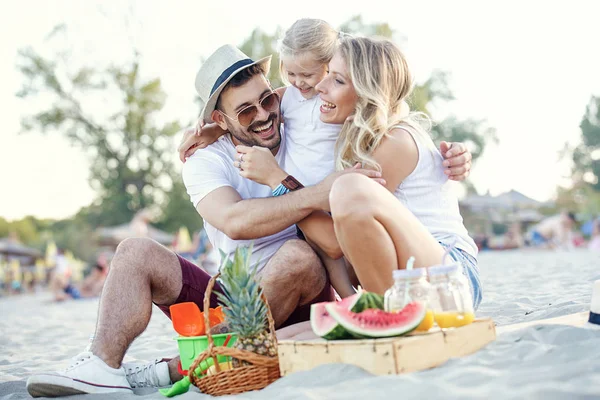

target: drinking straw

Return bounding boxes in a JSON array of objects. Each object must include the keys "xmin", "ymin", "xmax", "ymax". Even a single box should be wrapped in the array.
[{"xmin": 404, "ymin": 256, "xmax": 415, "ymax": 305}]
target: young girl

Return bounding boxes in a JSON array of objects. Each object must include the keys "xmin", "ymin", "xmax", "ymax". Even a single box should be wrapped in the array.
[
  {"xmin": 275, "ymin": 19, "xmax": 358, "ymax": 297},
  {"xmin": 179, "ymin": 19, "xmax": 475, "ymax": 300}
]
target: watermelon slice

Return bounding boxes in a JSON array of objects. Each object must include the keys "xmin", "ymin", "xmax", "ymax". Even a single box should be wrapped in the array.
[
  {"xmin": 325, "ymin": 302, "xmax": 426, "ymax": 338},
  {"xmin": 310, "ymin": 291, "xmax": 384, "ymax": 339},
  {"xmin": 310, "ymin": 302, "xmax": 353, "ymax": 340}
]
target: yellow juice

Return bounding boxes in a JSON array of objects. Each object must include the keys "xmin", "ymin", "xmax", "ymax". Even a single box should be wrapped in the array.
[
  {"xmin": 415, "ymin": 309, "xmax": 435, "ymax": 332},
  {"xmin": 434, "ymin": 311, "xmax": 475, "ymax": 328}
]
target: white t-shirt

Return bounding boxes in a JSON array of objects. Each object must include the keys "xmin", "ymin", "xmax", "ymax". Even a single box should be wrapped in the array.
[
  {"xmin": 279, "ymin": 87, "xmax": 341, "ymax": 186},
  {"xmin": 393, "ymin": 126, "xmax": 478, "ymax": 258},
  {"xmin": 182, "ymin": 135, "xmax": 298, "ymax": 272}
]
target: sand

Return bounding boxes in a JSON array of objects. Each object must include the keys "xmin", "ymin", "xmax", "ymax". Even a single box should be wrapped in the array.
[{"xmin": 1, "ymin": 249, "xmax": 600, "ymax": 399}]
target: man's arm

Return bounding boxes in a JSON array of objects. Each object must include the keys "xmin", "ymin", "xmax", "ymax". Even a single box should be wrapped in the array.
[{"xmin": 197, "ymin": 185, "xmax": 329, "ymax": 240}]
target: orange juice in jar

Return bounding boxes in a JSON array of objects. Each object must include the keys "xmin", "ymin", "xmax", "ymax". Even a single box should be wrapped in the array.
[
  {"xmin": 384, "ymin": 268, "xmax": 435, "ymax": 332},
  {"xmin": 428, "ymin": 263, "xmax": 475, "ymax": 329}
]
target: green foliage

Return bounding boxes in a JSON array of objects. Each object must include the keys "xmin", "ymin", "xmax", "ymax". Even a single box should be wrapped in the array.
[
  {"xmin": 17, "ymin": 36, "xmax": 183, "ymax": 227},
  {"xmin": 571, "ymin": 96, "xmax": 600, "ymax": 190},
  {"xmin": 0, "ymin": 214, "xmax": 96, "ymax": 262},
  {"xmin": 239, "ymin": 27, "xmax": 285, "ymax": 88},
  {"xmin": 155, "ymin": 178, "xmax": 204, "ymax": 234},
  {"xmin": 0, "ymin": 217, "xmax": 10, "ymax": 238}
]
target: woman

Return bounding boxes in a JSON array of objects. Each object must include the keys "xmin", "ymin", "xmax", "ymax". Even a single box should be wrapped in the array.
[{"xmin": 233, "ymin": 36, "xmax": 482, "ymax": 309}]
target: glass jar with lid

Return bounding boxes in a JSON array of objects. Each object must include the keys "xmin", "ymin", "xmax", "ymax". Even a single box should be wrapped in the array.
[
  {"xmin": 427, "ymin": 263, "xmax": 475, "ymax": 328},
  {"xmin": 384, "ymin": 268, "xmax": 435, "ymax": 332}
]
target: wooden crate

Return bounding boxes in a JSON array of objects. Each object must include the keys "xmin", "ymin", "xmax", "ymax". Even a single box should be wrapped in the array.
[
  {"xmin": 497, "ymin": 312, "xmax": 588, "ymax": 334},
  {"xmin": 278, "ymin": 318, "xmax": 496, "ymax": 376}
]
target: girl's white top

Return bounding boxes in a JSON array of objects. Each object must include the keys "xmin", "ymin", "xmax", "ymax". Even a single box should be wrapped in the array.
[
  {"xmin": 279, "ymin": 86, "xmax": 341, "ymax": 186},
  {"xmin": 393, "ymin": 125, "xmax": 478, "ymax": 258}
]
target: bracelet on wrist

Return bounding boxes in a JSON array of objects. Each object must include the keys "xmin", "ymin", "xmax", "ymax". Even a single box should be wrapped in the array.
[{"xmin": 272, "ymin": 183, "xmax": 290, "ymax": 197}]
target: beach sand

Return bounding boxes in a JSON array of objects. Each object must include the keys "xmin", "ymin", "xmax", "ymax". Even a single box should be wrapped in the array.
[{"xmin": 1, "ymin": 249, "xmax": 600, "ymax": 399}]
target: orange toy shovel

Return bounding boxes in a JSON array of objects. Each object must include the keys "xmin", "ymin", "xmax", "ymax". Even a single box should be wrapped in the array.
[{"xmin": 170, "ymin": 302, "xmax": 205, "ymax": 337}]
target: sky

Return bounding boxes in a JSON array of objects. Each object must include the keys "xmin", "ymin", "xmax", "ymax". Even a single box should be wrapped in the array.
[{"xmin": 1, "ymin": 0, "xmax": 598, "ymax": 220}]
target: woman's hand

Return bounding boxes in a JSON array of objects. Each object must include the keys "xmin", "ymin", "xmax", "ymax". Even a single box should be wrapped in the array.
[
  {"xmin": 178, "ymin": 119, "xmax": 228, "ymax": 163},
  {"xmin": 440, "ymin": 141, "xmax": 473, "ymax": 181},
  {"xmin": 234, "ymin": 145, "xmax": 288, "ymax": 189}
]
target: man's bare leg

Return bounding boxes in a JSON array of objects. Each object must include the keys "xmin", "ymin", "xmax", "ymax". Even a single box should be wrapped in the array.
[
  {"xmin": 257, "ymin": 239, "xmax": 327, "ymax": 327},
  {"xmin": 90, "ymin": 238, "xmax": 183, "ymax": 369}
]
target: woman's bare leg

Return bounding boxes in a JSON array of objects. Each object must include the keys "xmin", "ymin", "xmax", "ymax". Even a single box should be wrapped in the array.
[{"xmin": 330, "ymin": 173, "xmax": 445, "ymax": 294}]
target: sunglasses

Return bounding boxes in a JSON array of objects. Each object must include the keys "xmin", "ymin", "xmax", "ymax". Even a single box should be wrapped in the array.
[{"xmin": 219, "ymin": 91, "xmax": 280, "ymax": 127}]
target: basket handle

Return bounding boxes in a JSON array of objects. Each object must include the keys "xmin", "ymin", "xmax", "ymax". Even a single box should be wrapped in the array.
[
  {"xmin": 204, "ymin": 272, "xmax": 220, "ymax": 348},
  {"xmin": 262, "ymin": 292, "xmax": 278, "ymax": 348}
]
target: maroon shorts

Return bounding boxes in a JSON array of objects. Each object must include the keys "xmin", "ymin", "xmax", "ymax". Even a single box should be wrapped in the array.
[{"xmin": 156, "ymin": 255, "xmax": 335, "ymax": 328}]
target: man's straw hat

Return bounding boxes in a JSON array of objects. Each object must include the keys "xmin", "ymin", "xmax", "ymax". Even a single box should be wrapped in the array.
[{"xmin": 195, "ymin": 44, "xmax": 271, "ymax": 123}]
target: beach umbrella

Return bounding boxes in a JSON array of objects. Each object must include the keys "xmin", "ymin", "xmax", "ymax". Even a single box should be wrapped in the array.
[{"xmin": 45, "ymin": 241, "xmax": 57, "ymax": 267}]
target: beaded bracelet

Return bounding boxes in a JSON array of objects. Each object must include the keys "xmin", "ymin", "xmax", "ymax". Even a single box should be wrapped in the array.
[{"xmin": 272, "ymin": 183, "xmax": 290, "ymax": 197}]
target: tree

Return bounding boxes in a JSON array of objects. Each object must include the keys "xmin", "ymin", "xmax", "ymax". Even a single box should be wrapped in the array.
[
  {"xmin": 0, "ymin": 217, "xmax": 9, "ymax": 238},
  {"xmin": 236, "ymin": 16, "xmax": 496, "ymax": 162},
  {"xmin": 239, "ymin": 27, "xmax": 285, "ymax": 89},
  {"xmin": 571, "ymin": 96, "xmax": 600, "ymax": 189},
  {"xmin": 17, "ymin": 27, "xmax": 182, "ymax": 227},
  {"xmin": 155, "ymin": 179, "xmax": 204, "ymax": 234}
]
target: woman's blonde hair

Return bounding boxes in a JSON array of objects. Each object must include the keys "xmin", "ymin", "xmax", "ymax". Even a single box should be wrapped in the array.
[
  {"xmin": 278, "ymin": 19, "xmax": 338, "ymax": 82},
  {"xmin": 335, "ymin": 36, "xmax": 433, "ymax": 171}
]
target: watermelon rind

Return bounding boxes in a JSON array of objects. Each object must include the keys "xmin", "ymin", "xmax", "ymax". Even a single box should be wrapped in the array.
[{"xmin": 325, "ymin": 302, "xmax": 426, "ymax": 338}]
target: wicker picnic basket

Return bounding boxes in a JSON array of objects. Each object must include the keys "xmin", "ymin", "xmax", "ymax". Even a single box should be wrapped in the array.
[{"xmin": 188, "ymin": 273, "xmax": 281, "ymax": 396}]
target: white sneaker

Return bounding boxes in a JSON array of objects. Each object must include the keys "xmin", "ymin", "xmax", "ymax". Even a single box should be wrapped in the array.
[
  {"xmin": 122, "ymin": 358, "xmax": 172, "ymax": 388},
  {"xmin": 26, "ymin": 352, "xmax": 132, "ymax": 397}
]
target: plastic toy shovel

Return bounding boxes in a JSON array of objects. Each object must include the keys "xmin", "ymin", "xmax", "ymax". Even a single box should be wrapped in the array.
[
  {"xmin": 170, "ymin": 302, "xmax": 205, "ymax": 337},
  {"xmin": 159, "ymin": 376, "xmax": 190, "ymax": 397}
]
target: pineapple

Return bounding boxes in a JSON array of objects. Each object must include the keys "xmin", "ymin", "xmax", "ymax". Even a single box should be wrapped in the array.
[{"xmin": 216, "ymin": 246, "xmax": 277, "ymax": 365}]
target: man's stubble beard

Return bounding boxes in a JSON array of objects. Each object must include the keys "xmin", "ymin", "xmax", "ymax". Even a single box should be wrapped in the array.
[{"xmin": 226, "ymin": 114, "xmax": 281, "ymax": 150}]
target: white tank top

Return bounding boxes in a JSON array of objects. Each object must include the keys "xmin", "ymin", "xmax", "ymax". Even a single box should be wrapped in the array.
[
  {"xmin": 279, "ymin": 87, "xmax": 341, "ymax": 186},
  {"xmin": 393, "ymin": 125, "xmax": 478, "ymax": 258}
]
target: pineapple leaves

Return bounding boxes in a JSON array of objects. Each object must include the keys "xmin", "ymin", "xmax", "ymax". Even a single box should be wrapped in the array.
[{"xmin": 216, "ymin": 245, "xmax": 269, "ymax": 337}]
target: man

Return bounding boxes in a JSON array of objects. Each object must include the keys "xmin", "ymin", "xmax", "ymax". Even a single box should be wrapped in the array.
[{"xmin": 26, "ymin": 44, "xmax": 472, "ymax": 397}]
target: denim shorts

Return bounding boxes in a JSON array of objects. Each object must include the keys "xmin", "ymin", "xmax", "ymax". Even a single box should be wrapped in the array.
[{"xmin": 439, "ymin": 244, "xmax": 482, "ymax": 310}]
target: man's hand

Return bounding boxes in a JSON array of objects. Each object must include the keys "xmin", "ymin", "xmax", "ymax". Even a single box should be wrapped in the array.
[
  {"xmin": 178, "ymin": 120, "xmax": 228, "ymax": 163},
  {"xmin": 440, "ymin": 141, "xmax": 472, "ymax": 181},
  {"xmin": 235, "ymin": 145, "xmax": 288, "ymax": 189}
]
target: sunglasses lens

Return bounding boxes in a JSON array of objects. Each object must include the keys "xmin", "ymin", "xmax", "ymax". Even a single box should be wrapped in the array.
[
  {"xmin": 236, "ymin": 92, "xmax": 279, "ymax": 127},
  {"xmin": 261, "ymin": 93, "xmax": 279, "ymax": 112},
  {"xmin": 238, "ymin": 106, "xmax": 258, "ymax": 127}
]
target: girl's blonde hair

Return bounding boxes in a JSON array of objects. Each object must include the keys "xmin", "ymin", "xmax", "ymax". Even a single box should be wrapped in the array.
[
  {"xmin": 278, "ymin": 19, "xmax": 338, "ymax": 81},
  {"xmin": 335, "ymin": 36, "xmax": 433, "ymax": 171}
]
